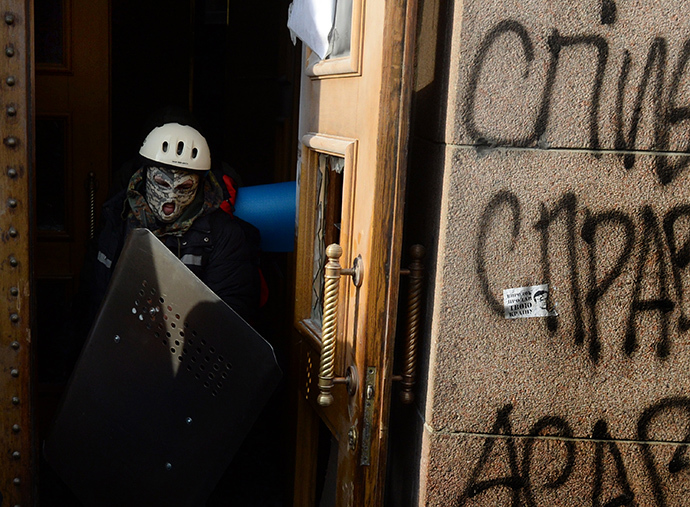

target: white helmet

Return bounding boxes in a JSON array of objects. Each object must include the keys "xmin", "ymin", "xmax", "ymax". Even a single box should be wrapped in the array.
[{"xmin": 139, "ymin": 122, "xmax": 211, "ymax": 171}]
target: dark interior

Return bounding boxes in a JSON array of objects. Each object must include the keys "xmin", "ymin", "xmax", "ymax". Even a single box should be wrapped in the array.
[
  {"xmin": 37, "ymin": 1, "xmax": 301, "ymax": 504},
  {"xmin": 111, "ymin": 0, "xmax": 299, "ymax": 187}
]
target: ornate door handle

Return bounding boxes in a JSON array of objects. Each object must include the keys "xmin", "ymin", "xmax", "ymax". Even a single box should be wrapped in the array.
[
  {"xmin": 87, "ymin": 172, "xmax": 97, "ymax": 240},
  {"xmin": 393, "ymin": 245, "xmax": 425, "ymax": 404},
  {"xmin": 318, "ymin": 244, "xmax": 363, "ymax": 407}
]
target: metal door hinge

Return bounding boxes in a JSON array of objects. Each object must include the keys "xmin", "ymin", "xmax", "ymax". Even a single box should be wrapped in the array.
[
  {"xmin": 348, "ymin": 426, "xmax": 357, "ymax": 451},
  {"xmin": 360, "ymin": 366, "xmax": 376, "ymax": 466}
]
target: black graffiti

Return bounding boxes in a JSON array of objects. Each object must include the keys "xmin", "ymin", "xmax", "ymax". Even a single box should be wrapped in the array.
[
  {"xmin": 655, "ymin": 38, "xmax": 690, "ymax": 185},
  {"xmin": 477, "ymin": 190, "xmax": 521, "ymax": 317},
  {"xmin": 459, "ymin": 404, "xmax": 523, "ymax": 506},
  {"xmin": 534, "ymin": 193, "xmax": 583, "ymax": 338},
  {"xmin": 663, "ymin": 206, "xmax": 690, "ymax": 331},
  {"xmin": 477, "ymin": 190, "xmax": 690, "ymax": 363},
  {"xmin": 615, "ymin": 38, "xmax": 666, "ymax": 170},
  {"xmin": 581, "ymin": 209, "xmax": 636, "ymax": 362},
  {"xmin": 463, "ymin": 20, "xmax": 690, "ymax": 185},
  {"xmin": 625, "ymin": 207, "xmax": 674, "ymax": 358},
  {"xmin": 463, "ymin": 20, "xmax": 536, "ymax": 147},
  {"xmin": 457, "ymin": 404, "xmax": 633, "ymax": 506},
  {"xmin": 551, "ymin": 31, "xmax": 609, "ymax": 154},
  {"xmin": 592, "ymin": 420, "xmax": 635, "ymax": 507},
  {"xmin": 638, "ymin": 398, "xmax": 690, "ymax": 507},
  {"xmin": 457, "ymin": 404, "xmax": 575, "ymax": 507},
  {"xmin": 521, "ymin": 416, "xmax": 575, "ymax": 507},
  {"xmin": 601, "ymin": 0, "xmax": 617, "ymax": 25},
  {"xmin": 458, "ymin": 398, "xmax": 690, "ymax": 507}
]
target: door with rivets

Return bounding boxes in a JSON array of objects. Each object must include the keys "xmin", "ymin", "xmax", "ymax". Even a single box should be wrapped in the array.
[
  {"xmin": 291, "ymin": 0, "xmax": 418, "ymax": 505},
  {"xmin": 0, "ymin": 1, "xmax": 33, "ymax": 504},
  {"xmin": 0, "ymin": 1, "xmax": 110, "ymax": 503}
]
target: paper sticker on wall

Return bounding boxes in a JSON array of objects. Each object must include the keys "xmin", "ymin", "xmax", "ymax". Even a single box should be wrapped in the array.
[{"xmin": 503, "ymin": 284, "xmax": 558, "ymax": 319}]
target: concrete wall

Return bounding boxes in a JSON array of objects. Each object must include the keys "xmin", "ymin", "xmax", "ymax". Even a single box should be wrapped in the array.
[{"xmin": 408, "ymin": 0, "xmax": 690, "ymax": 505}]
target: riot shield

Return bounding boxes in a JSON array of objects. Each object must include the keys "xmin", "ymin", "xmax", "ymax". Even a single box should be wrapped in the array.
[{"xmin": 44, "ymin": 228, "xmax": 282, "ymax": 507}]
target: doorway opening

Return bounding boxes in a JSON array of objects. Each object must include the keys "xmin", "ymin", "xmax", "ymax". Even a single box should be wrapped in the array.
[{"xmin": 34, "ymin": 0, "xmax": 301, "ymax": 504}]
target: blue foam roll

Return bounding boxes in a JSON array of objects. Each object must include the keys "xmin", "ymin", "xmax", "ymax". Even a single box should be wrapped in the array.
[{"xmin": 234, "ymin": 181, "xmax": 297, "ymax": 252}]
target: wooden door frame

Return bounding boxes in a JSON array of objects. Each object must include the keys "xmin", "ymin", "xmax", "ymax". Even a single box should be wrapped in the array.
[
  {"xmin": 361, "ymin": 0, "xmax": 419, "ymax": 497},
  {"xmin": 0, "ymin": 1, "xmax": 35, "ymax": 505}
]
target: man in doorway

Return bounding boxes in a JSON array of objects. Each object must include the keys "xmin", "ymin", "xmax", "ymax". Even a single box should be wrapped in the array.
[
  {"xmin": 49, "ymin": 112, "xmax": 283, "ymax": 507},
  {"xmin": 92, "ymin": 118, "xmax": 261, "ymax": 323}
]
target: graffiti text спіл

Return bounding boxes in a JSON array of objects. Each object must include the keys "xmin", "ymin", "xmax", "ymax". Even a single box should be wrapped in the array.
[{"xmin": 462, "ymin": 19, "xmax": 690, "ymax": 185}]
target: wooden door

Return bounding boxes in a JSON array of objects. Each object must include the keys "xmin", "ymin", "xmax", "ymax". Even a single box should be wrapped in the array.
[
  {"xmin": 291, "ymin": 0, "xmax": 418, "ymax": 504},
  {"xmin": 0, "ymin": 1, "xmax": 34, "ymax": 505},
  {"xmin": 33, "ymin": 0, "xmax": 109, "ymax": 421}
]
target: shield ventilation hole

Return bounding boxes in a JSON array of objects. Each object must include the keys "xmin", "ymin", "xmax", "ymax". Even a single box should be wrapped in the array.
[{"xmin": 133, "ymin": 280, "xmax": 233, "ymax": 397}]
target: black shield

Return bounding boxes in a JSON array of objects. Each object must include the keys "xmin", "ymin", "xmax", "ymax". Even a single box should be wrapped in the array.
[{"xmin": 45, "ymin": 228, "xmax": 282, "ymax": 506}]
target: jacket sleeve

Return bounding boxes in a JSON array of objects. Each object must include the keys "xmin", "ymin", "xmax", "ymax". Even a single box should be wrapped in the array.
[{"xmin": 204, "ymin": 214, "xmax": 261, "ymax": 323}]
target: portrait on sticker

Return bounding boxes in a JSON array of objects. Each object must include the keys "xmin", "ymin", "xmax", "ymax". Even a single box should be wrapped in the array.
[{"xmin": 503, "ymin": 284, "xmax": 558, "ymax": 319}]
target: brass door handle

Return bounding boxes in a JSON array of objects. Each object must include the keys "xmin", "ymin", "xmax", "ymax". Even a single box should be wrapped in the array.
[
  {"xmin": 393, "ymin": 245, "xmax": 425, "ymax": 404},
  {"xmin": 318, "ymin": 244, "xmax": 362, "ymax": 407}
]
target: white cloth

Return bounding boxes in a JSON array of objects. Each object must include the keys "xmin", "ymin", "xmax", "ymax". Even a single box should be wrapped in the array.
[{"xmin": 287, "ymin": 0, "xmax": 337, "ymax": 60}]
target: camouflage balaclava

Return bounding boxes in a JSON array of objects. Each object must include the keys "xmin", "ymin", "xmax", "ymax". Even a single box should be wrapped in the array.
[{"xmin": 145, "ymin": 166, "xmax": 200, "ymax": 223}]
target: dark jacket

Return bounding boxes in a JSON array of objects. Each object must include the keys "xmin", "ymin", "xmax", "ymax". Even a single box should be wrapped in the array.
[{"xmin": 92, "ymin": 174, "xmax": 261, "ymax": 323}]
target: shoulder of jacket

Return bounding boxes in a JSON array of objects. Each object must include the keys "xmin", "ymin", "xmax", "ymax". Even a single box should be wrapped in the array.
[
  {"xmin": 102, "ymin": 190, "xmax": 128, "ymax": 222},
  {"xmin": 204, "ymin": 208, "xmax": 243, "ymax": 232}
]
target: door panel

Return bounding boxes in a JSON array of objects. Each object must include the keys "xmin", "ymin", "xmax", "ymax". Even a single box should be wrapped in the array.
[
  {"xmin": 292, "ymin": 0, "xmax": 418, "ymax": 504},
  {"xmin": 33, "ymin": 4, "xmax": 110, "ymax": 503},
  {"xmin": 35, "ymin": 114, "xmax": 70, "ymax": 234},
  {"xmin": 34, "ymin": 0, "xmax": 109, "ymax": 385}
]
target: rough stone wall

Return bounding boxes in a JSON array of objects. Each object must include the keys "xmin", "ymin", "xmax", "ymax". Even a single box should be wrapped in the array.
[{"xmin": 413, "ymin": 0, "xmax": 690, "ymax": 505}]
